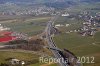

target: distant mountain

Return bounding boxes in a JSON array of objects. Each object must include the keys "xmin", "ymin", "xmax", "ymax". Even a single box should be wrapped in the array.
[
  {"xmin": 80, "ymin": 0, "xmax": 100, "ymax": 2},
  {"xmin": 0, "ymin": 0, "xmax": 77, "ymax": 9},
  {"xmin": 44, "ymin": 1, "xmax": 77, "ymax": 9},
  {"xmin": 0, "ymin": 0, "xmax": 100, "ymax": 9},
  {"xmin": 0, "ymin": 0, "xmax": 70, "ymax": 3},
  {"xmin": 0, "ymin": 0, "xmax": 100, "ymax": 3}
]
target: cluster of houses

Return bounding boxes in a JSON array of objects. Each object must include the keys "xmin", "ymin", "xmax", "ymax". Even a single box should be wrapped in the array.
[
  {"xmin": 80, "ymin": 23, "xmax": 97, "ymax": 36},
  {"xmin": 54, "ymin": 11, "xmax": 100, "ymax": 37},
  {"xmin": 79, "ymin": 12, "xmax": 100, "ymax": 36},
  {"xmin": 11, "ymin": 32, "xmax": 28, "ymax": 40},
  {"xmin": 0, "ymin": 2, "xmax": 55, "ymax": 16}
]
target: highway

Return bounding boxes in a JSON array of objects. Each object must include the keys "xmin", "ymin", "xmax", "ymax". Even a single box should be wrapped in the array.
[
  {"xmin": 45, "ymin": 14, "xmax": 82, "ymax": 66},
  {"xmin": 45, "ymin": 15, "xmax": 69, "ymax": 66}
]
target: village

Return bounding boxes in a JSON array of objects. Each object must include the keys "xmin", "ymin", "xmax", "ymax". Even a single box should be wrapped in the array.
[
  {"xmin": 55, "ymin": 11, "xmax": 100, "ymax": 36},
  {"xmin": 0, "ymin": 2, "xmax": 55, "ymax": 16}
]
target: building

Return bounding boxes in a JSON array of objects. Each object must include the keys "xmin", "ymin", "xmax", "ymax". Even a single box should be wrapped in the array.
[
  {"xmin": 10, "ymin": 59, "xmax": 25, "ymax": 65},
  {"xmin": 62, "ymin": 13, "xmax": 70, "ymax": 17},
  {"xmin": 55, "ymin": 24, "xmax": 64, "ymax": 27},
  {"xmin": 65, "ymin": 24, "xmax": 70, "ymax": 27}
]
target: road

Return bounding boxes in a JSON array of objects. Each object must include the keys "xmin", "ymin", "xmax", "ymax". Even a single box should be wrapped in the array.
[
  {"xmin": 45, "ymin": 14, "xmax": 82, "ymax": 66},
  {"xmin": 45, "ymin": 15, "xmax": 69, "ymax": 66}
]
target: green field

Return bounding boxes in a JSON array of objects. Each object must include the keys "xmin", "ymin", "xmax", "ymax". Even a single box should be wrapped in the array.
[
  {"xmin": 0, "ymin": 50, "xmax": 58, "ymax": 66},
  {"xmin": 1, "ymin": 17, "xmax": 51, "ymax": 36},
  {"xmin": 54, "ymin": 32, "xmax": 100, "ymax": 66},
  {"xmin": 0, "ymin": 51, "xmax": 40, "ymax": 66}
]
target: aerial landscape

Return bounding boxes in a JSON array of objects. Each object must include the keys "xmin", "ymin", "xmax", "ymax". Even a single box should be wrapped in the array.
[{"xmin": 0, "ymin": 0, "xmax": 100, "ymax": 66}]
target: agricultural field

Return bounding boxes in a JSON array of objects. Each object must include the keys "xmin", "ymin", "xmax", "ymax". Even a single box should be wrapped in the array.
[
  {"xmin": 0, "ymin": 16, "xmax": 51, "ymax": 36},
  {"xmin": 0, "ymin": 51, "xmax": 40, "ymax": 66},
  {"xmin": 54, "ymin": 32, "xmax": 100, "ymax": 66}
]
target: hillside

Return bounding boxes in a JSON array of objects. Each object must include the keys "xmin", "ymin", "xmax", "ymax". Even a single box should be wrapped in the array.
[
  {"xmin": 0, "ymin": 0, "xmax": 100, "ymax": 9},
  {"xmin": 0, "ymin": 0, "xmax": 100, "ymax": 3}
]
